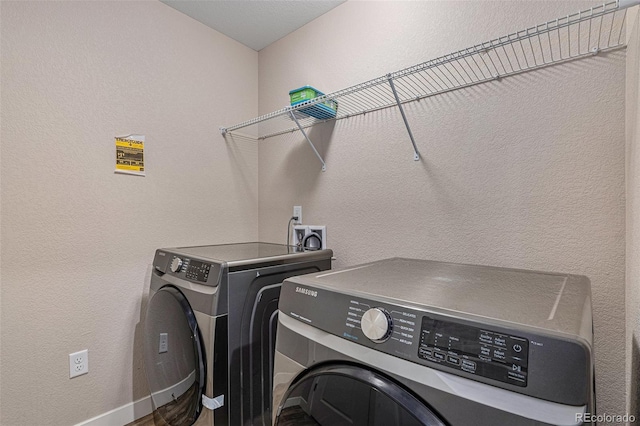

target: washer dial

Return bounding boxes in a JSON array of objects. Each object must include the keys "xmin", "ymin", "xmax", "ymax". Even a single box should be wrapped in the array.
[
  {"xmin": 170, "ymin": 257, "xmax": 183, "ymax": 273},
  {"xmin": 361, "ymin": 308, "xmax": 393, "ymax": 343}
]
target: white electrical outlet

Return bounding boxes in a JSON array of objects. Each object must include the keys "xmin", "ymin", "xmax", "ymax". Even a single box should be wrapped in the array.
[
  {"xmin": 293, "ymin": 206, "xmax": 302, "ymax": 224},
  {"xmin": 159, "ymin": 333, "xmax": 168, "ymax": 353},
  {"xmin": 69, "ymin": 349, "xmax": 88, "ymax": 378}
]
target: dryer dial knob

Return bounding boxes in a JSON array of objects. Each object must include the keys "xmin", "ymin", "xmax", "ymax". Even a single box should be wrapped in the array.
[
  {"xmin": 170, "ymin": 257, "xmax": 183, "ymax": 273},
  {"xmin": 361, "ymin": 308, "xmax": 392, "ymax": 343}
]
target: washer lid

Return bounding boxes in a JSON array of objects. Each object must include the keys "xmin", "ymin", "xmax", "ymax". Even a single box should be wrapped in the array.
[
  {"xmin": 143, "ymin": 285, "xmax": 206, "ymax": 425},
  {"xmin": 165, "ymin": 242, "xmax": 332, "ymax": 271}
]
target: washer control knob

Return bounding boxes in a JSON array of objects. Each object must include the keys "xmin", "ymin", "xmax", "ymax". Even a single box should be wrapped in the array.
[
  {"xmin": 361, "ymin": 308, "xmax": 392, "ymax": 343},
  {"xmin": 170, "ymin": 257, "xmax": 183, "ymax": 273}
]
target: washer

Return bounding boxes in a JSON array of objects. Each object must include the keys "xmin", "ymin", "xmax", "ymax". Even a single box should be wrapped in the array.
[
  {"xmin": 143, "ymin": 242, "xmax": 332, "ymax": 426},
  {"xmin": 273, "ymin": 258, "xmax": 594, "ymax": 426}
]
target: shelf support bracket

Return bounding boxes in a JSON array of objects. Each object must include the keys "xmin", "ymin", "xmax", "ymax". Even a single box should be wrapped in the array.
[
  {"xmin": 387, "ymin": 74, "xmax": 420, "ymax": 161},
  {"xmin": 289, "ymin": 111, "xmax": 327, "ymax": 172}
]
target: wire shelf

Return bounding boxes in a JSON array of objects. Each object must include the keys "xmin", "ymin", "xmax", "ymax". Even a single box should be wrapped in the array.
[{"xmin": 221, "ymin": 0, "xmax": 636, "ymax": 166}]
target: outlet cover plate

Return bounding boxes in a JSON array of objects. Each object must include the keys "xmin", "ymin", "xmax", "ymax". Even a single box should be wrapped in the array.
[
  {"xmin": 293, "ymin": 206, "xmax": 302, "ymax": 224},
  {"xmin": 159, "ymin": 333, "xmax": 168, "ymax": 353},
  {"xmin": 69, "ymin": 349, "xmax": 89, "ymax": 378}
]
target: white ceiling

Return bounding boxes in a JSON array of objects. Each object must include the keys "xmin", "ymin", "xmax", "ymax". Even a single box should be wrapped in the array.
[{"xmin": 160, "ymin": 0, "xmax": 346, "ymax": 51}]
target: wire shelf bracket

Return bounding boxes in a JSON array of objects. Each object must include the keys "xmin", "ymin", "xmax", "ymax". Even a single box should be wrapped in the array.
[
  {"xmin": 220, "ymin": 0, "xmax": 640, "ymax": 170},
  {"xmin": 289, "ymin": 110, "xmax": 327, "ymax": 172},
  {"xmin": 387, "ymin": 74, "xmax": 420, "ymax": 161}
]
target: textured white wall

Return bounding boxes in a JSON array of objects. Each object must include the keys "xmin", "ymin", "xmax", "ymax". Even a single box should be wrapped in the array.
[
  {"xmin": 0, "ymin": 1, "xmax": 258, "ymax": 424},
  {"xmin": 258, "ymin": 0, "xmax": 626, "ymax": 417},
  {"xmin": 626, "ymin": 7, "xmax": 640, "ymax": 420}
]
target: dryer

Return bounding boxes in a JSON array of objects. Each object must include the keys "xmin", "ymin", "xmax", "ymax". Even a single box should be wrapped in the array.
[
  {"xmin": 143, "ymin": 242, "xmax": 332, "ymax": 426},
  {"xmin": 273, "ymin": 258, "xmax": 594, "ymax": 426}
]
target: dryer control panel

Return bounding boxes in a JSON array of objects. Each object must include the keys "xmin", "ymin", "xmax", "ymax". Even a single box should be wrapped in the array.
[
  {"xmin": 417, "ymin": 316, "xmax": 528, "ymax": 386},
  {"xmin": 279, "ymin": 281, "xmax": 591, "ymax": 407},
  {"xmin": 345, "ymin": 299, "xmax": 528, "ymax": 387}
]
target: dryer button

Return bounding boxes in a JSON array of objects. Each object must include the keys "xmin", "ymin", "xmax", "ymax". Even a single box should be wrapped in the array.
[
  {"xmin": 361, "ymin": 308, "xmax": 392, "ymax": 343},
  {"xmin": 461, "ymin": 360, "xmax": 477, "ymax": 373}
]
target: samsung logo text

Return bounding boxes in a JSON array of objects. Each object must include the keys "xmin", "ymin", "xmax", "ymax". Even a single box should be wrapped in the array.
[{"xmin": 296, "ymin": 287, "xmax": 318, "ymax": 297}]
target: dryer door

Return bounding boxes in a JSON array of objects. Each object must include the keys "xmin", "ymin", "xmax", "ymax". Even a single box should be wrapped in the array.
[
  {"xmin": 143, "ymin": 285, "xmax": 206, "ymax": 426},
  {"xmin": 274, "ymin": 364, "xmax": 446, "ymax": 426}
]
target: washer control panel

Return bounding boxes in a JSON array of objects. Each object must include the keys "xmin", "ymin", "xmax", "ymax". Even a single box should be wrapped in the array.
[
  {"xmin": 168, "ymin": 256, "xmax": 211, "ymax": 283},
  {"xmin": 418, "ymin": 316, "xmax": 528, "ymax": 386},
  {"xmin": 153, "ymin": 250, "xmax": 222, "ymax": 286}
]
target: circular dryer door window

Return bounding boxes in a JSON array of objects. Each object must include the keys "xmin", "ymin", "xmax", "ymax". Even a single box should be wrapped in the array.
[
  {"xmin": 274, "ymin": 364, "xmax": 446, "ymax": 426},
  {"xmin": 143, "ymin": 285, "xmax": 206, "ymax": 426}
]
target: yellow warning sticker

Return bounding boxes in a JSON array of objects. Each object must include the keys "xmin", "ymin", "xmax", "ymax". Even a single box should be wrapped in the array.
[{"xmin": 115, "ymin": 135, "xmax": 145, "ymax": 176}]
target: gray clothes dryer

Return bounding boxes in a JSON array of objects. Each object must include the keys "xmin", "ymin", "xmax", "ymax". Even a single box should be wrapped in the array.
[
  {"xmin": 273, "ymin": 258, "xmax": 594, "ymax": 426},
  {"xmin": 143, "ymin": 242, "xmax": 332, "ymax": 426}
]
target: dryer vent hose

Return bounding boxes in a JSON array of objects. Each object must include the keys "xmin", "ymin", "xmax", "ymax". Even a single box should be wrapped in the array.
[{"xmin": 302, "ymin": 232, "xmax": 322, "ymax": 251}]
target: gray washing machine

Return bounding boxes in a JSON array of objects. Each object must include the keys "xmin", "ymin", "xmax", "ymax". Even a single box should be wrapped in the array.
[
  {"xmin": 143, "ymin": 242, "xmax": 332, "ymax": 426},
  {"xmin": 273, "ymin": 258, "xmax": 594, "ymax": 426}
]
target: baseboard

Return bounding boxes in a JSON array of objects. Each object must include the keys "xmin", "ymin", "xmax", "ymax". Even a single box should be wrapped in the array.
[
  {"xmin": 75, "ymin": 371, "xmax": 196, "ymax": 426},
  {"xmin": 75, "ymin": 395, "xmax": 152, "ymax": 426},
  {"xmin": 150, "ymin": 370, "xmax": 196, "ymax": 408}
]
